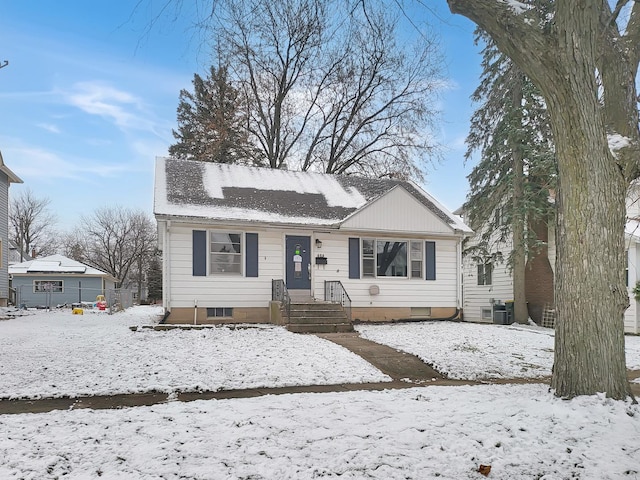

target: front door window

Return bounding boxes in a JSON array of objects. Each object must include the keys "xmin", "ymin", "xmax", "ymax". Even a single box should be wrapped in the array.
[{"xmin": 286, "ymin": 236, "xmax": 311, "ymax": 290}]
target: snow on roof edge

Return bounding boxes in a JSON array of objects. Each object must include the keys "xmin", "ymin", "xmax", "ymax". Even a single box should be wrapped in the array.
[{"xmin": 407, "ymin": 180, "xmax": 473, "ymax": 234}]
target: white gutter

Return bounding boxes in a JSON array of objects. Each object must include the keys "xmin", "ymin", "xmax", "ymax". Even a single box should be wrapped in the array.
[
  {"xmin": 457, "ymin": 236, "xmax": 463, "ymax": 310},
  {"xmin": 162, "ymin": 220, "xmax": 171, "ymax": 313}
]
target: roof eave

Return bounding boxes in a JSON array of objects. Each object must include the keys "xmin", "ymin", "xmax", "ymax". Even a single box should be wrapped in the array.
[
  {"xmin": 0, "ymin": 165, "xmax": 23, "ymax": 184},
  {"xmin": 154, "ymin": 213, "xmax": 343, "ymax": 230}
]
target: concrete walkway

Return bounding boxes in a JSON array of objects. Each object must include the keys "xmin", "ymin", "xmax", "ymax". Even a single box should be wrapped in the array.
[{"xmin": 1, "ymin": 332, "xmax": 639, "ymax": 415}]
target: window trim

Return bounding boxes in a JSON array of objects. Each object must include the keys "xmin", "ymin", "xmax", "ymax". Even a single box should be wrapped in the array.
[
  {"xmin": 33, "ymin": 280, "xmax": 64, "ymax": 293},
  {"xmin": 410, "ymin": 240, "xmax": 423, "ymax": 279},
  {"xmin": 209, "ymin": 230, "xmax": 243, "ymax": 276},
  {"xmin": 206, "ymin": 307, "xmax": 233, "ymax": 318},
  {"xmin": 361, "ymin": 238, "xmax": 413, "ymax": 279},
  {"xmin": 477, "ymin": 263, "xmax": 493, "ymax": 286}
]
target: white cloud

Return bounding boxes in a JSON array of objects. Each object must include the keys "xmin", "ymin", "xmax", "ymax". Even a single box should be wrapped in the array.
[
  {"xmin": 1, "ymin": 141, "xmax": 136, "ymax": 182},
  {"xmin": 36, "ymin": 123, "xmax": 61, "ymax": 134},
  {"xmin": 65, "ymin": 81, "xmax": 139, "ymax": 126},
  {"xmin": 5, "ymin": 145, "xmax": 80, "ymax": 180}
]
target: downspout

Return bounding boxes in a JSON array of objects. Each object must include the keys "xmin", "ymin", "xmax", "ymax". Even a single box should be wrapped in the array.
[
  {"xmin": 163, "ymin": 220, "xmax": 171, "ymax": 318},
  {"xmin": 456, "ymin": 234, "xmax": 463, "ymax": 313},
  {"xmin": 194, "ymin": 299, "xmax": 198, "ymax": 325}
]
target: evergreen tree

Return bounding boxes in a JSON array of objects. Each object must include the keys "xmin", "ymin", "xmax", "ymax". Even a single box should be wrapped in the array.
[
  {"xmin": 169, "ymin": 65, "xmax": 256, "ymax": 164},
  {"xmin": 146, "ymin": 250, "xmax": 162, "ymax": 304},
  {"xmin": 464, "ymin": 30, "xmax": 556, "ymax": 323}
]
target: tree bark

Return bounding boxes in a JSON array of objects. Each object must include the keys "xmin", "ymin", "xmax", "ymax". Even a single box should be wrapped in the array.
[{"xmin": 447, "ymin": 0, "xmax": 634, "ymax": 399}]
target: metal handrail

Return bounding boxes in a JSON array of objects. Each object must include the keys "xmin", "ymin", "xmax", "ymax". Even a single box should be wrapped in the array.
[
  {"xmin": 324, "ymin": 280, "xmax": 352, "ymax": 322},
  {"xmin": 271, "ymin": 279, "xmax": 291, "ymax": 323}
]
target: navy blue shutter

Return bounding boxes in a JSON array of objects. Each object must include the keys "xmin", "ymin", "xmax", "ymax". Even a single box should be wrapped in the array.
[
  {"xmin": 245, "ymin": 233, "xmax": 259, "ymax": 277},
  {"xmin": 349, "ymin": 238, "xmax": 360, "ymax": 279},
  {"xmin": 425, "ymin": 241, "xmax": 436, "ymax": 280},
  {"xmin": 192, "ymin": 230, "xmax": 207, "ymax": 276}
]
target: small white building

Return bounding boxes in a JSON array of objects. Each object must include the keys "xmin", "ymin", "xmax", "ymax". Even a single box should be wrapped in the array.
[{"xmin": 154, "ymin": 157, "xmax": 472, "ymax": 324}]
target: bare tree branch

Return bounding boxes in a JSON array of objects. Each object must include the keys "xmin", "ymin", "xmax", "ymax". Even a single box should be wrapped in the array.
[{"xmin": 9, "ymin": 189, "xmax": 58, "ymax": 261}]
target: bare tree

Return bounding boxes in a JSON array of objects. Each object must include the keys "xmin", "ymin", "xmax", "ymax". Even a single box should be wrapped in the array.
[
  {"xmin": 59, "ymin": 230, "xmax": 88, "ymax": 263},
  {"xmin": 301, "ymin": 8, "xmax": 441, "ymax": 179},
  {"xmin": 9, "ymin": 189, "xmax": 58, "ymax": 261},
  {"xmin": 443, "ymin": 0, "xmax": 640, "ymax": 399},
  {"xmin": 75, "ymin": 207, "xmax": 156, "ymax": 289},
  {"xmin": 212, "ymin": 0, "xmax": 442, "ymax": 178},
  {"xmin": 214, "ymin": 0, "xmax": 328, "ymax": 169}
]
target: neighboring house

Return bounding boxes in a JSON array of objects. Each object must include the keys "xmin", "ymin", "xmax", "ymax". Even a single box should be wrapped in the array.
[
  {"xmin": 623, "ymin": 190, "xmax": 640, "ymax": 335},
  {"xmin": 0, "ymin": 150, "xmax": 23, "ymax": 307},
  {"xmin": 457, "ymin": 205, "xmax": 555, "ymax": 326},
  {"xmin": 154, "ymin": 157, "xmax": 472, "ymax": 324},
  {"xmin": 9, "ymin": 254, "xmax": 117, "ymax": 308},
  {"xmin": 8, "ymin": 239, "xmax": 32, "ymax": 266},
  {"xmin": 458, "ymin": 196, "xmax": 640, "ymax": 334}
]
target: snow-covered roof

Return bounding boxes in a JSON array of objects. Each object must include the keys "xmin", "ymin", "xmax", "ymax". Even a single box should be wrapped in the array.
[
  {"xmin": 9, "ymin": 254, "xmax": 114, "ymax": 279},
  {"xmin": 154, "ymin": 157, "xmax": 471, "ymax": 233},
  {"xmin": 0, "ymin": 149, "xmax": 23, "ymax": 184}
]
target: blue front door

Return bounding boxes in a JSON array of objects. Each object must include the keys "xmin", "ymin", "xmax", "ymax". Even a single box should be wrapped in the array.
[{"xmin": 286, "ymin": 236, "xmax": 311, "ymax": 290}]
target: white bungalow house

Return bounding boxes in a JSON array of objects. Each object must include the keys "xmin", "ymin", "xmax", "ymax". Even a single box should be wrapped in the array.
[
  {"xmin": 153, "ymin": 157, "xmax": 472, "ymax": 325},
  {"xmin": 458, "ymin": 192, "xmax": 640, "ymax": 334}
]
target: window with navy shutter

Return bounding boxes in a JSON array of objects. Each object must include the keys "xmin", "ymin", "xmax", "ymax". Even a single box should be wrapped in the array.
[
  {"xmin": 245, "ymin": 233, "xmax": 259, "ymax": 277},
  {"xmin": 348, "ymin": 238, "xmax": 360, "ymax": 279},
  {"xmin": 192, "ymin": 230, "xmax": 207, "ymax": 276},
  {"xmin": 425, "ymin": 241, "xmax": 436, "ymax": 280}
]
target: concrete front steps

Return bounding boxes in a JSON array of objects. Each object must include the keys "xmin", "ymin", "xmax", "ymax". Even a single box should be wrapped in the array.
[{"xmin": 286, "ymin": 301, "xmax": 354, "ymax": 334}]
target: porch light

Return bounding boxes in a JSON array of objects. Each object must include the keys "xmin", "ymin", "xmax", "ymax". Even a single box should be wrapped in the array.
[{"xmin": 315, "ymin": 239, "xmax": 322, "ymax": 248}]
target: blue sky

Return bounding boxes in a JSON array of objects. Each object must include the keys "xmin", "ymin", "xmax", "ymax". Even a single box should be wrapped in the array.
[{"xmin": 0, "ymin": 1, "xmax": 480, "ymax": 229}]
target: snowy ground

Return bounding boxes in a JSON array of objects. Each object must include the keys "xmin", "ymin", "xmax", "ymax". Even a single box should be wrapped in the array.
[
  {"xmin": 0, "ymin": 306, "xmax": 389, "ymax": 400},
  {"xmin": 2, "ymin": 306, "xmax": 639, "ymax": 401},
  {"xmin": 357, "ymin": 321, "xmax": 640, "ymax": 379},
  {"xmin": 2, "ymin": 385, "xmax": 639, "ymax": 479},
  {"xmin": 2, "ymin": 306, "xmax": 640, "ymax": 479}
]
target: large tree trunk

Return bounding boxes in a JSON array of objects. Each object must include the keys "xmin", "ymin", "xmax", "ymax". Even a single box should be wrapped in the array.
[
  {"xmin": 548, "ymin": 93, "xmax": 630, "ymax": 398},
  {"xmin": 447, "ymin": 0, "xmax": 635, "ymax": 399},
  {"xmin": 533, "ymin": 5, "xmax": 630, "ymax": 399}
]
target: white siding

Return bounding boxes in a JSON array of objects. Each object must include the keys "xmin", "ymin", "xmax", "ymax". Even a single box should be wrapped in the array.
[
  {"xmin": 462, "ymin": 255, "xmax": 513, "ymax": 323},
  {"xmin": 166, "ymin": 224, "xmax": 283, "ymax": 309},
  {"xmin": 0, "ymin": 171, "xmax": 8, "ymax": 302},
  {"xmin": 625, "ymin": 243, "xmax": 640, "ymax": 334},
  {"xmin": 626, "ymin": 183, "xmax": 640, "ymax": 220},
  {"xmin": 547, "ymin": 223, "xmax": 556, "ymax": 276},
  {"xmin": 312, "ymin": 234, "xmax": 461, "ymax": 308},
  {"xmin": 162, "ymin": 222, "xmax": 463, "ymax": 311},
  {"xmin": 341, "ymin": 187, "xmax": 454, "ymax": 235},
  {"xmin": 460, "ymin": 219, "xmax": 514, "ymax": 323}
]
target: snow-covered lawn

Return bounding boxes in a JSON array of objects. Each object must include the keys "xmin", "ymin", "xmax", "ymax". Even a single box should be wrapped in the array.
[
  {"xmin": 1, "ymin": 385, "xmax": 639, "ymax": 479},
  {"xmin": 0, "ymin": 306, "xmax": 389, "ymax": 400},
  {"xmin": 2, "ymin": 306, "xmax": 640, "ymax": 479},
  {"xmin": 2, "ymin": 306, "xmax": 639, "ymax": 401},
  {"xmin": 357, "ymin": 321, "xmax": 640, "ymax": 380}
]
